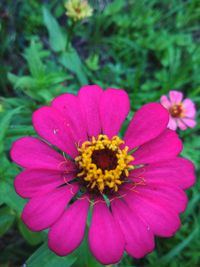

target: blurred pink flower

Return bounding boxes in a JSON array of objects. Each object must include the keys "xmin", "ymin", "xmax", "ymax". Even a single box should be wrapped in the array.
[
  {"xmin": 11, "ymin": 85, "xmax": 195, "ymax": 265},
  {"xmin": 160, "ymin": 90, "xmax": 196, "ymax": 130}
]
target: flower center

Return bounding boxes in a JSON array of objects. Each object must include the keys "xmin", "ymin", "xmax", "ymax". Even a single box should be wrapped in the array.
[
  {"xmin": 169, "ymin": 103, "xmax": 184, "ymax": 118},
  {"xmin": 92, "ymin": 148, "xmax": 118, "ymax": 170},
  {"xmin": 75, "ymin": 7, "xmax": 81, "ymax": 14},
  {"xmin": 75, "ymin": 135, "xmax": 134, "ymax": 193}
]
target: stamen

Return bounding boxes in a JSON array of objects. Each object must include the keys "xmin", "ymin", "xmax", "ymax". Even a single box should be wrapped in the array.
[{"xmin": 75, "ymin": 135, "xmax": 134, "ymax": 193}]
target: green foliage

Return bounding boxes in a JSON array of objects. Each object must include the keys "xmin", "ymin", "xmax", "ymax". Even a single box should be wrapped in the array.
[
  {"xmin": 0, "ymin": 206, "xmax": 15, "ymax": 237},
  {"xmin": 42, "ymin": 6, "xmax": 88, "ymax": 85},
  {"xmin": 8, "ymin": 39, "xmax": 72, "ymax": 102},
  {"xmin": 26, "ymin": 243, "xmax": 77, "ymax": 267},
  {"xmin": 0, "ymin": 0, "xmax": 200, "ymax": 266},
  {"xmin": 18, "ymin": 220, "xmax": 44, "ymax": 246},
  {"xmin": 43, "ymin": 6, "xmax": 67, "ymax": 52}
]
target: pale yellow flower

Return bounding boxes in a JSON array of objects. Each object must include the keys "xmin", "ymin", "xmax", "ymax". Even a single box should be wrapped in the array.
[{"xmin": 65, "ymin": 0, "xmax": 93, "ymax": 21}]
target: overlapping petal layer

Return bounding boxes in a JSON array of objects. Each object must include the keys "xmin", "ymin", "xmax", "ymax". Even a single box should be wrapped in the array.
[
  {"xmin": 111, "ymin": 199, "xmax": 155, "ymax": 258},
  {"xmin": 78, "ymin": 85, "xmax": 103, "ymax": 137},
  {"xmin": 88, "ymin": 200, "xmax": 125, "ymax": 265},
  {"xmin": 11, "ymin": 137, "xmax": 72, "ymax": 171},
  {"xmin": 10, "ymin": 85, "xmax": 196, "ymax": 265},
  {"xmin": 183, "ymin": 99, "xmax": 196, "ymax": 118},
  {"xmin": 124, "ymin": 103, "xmax": 169, "ymax": 150},
  {"xmin": 22, "ymin": 184, "xmax": 79, "ymax": 231},
  {"xmin": 33, "ymin": 107, "xmax": 78, "ymax": 158},
  {"xmin": 52, "ymin": 92, "xmax": 88, "ymax": 143},
  {"xmin": 129, "ymin": 157, "xmax": 195, "ymax": 189},
  {"xmin": 100, "ymin": 88, "xmax": 130, "ymax": 138},
  {"xmin": 122, "ymin": 187, "xmax": 181, "ymax": 237},
  {"xmin": 169, "ymin": 91, "xmax": 183, "ymax": 104},
  {"xmin": 133, "ymin": 129, "xmax": 182, "ymax": 165},
  {"xmin": 14, "ymin": 169, "xmax": 74, "ymax": 198},
  {"xmin": 48, "ymin": 196, "xmax": 89, "ymax": 256}
]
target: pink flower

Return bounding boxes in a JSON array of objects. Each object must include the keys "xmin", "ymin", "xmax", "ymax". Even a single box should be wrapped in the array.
[
  {"xmin": 160, "ymin": 90, "xmax": 197, "ymax": 130},
  {"xmin": 11, "ymin": 85, "xmax": 195, "ymax": 265}
]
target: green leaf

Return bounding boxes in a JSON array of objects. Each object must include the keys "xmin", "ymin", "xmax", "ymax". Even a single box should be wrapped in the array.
[
  {"xmin": 74, "ymin": 235, "xmax": 103, "ymax": 267},
  {"xmin": 18, "ymin": 220, "xmax": 43, "ymax": 246},
  {"xmin": 158, "ymin": 227, "xmax": 199, "ymax": 265},
  {"xmin": 0, "ymin": 206, "xmax": 15, "ymax": 237},
  {"xmin": 43, "ymin": 6, "xmax": 66, "ymax": 52},
  {"xmin": 0, "ymin": 180, "xmax": 26, "ymax": 214},
  {"xmin": 59, "ymin": 49, "xmax": 88, "ymax": 85},
  {"xmin": 26, "ymin": 243, "xmax": 77, "ymax": 267},
  {"xmin": 105, "ymin": 0, "xmax": 124, "ymax": 15},
  {"xmin": 7, "ymin": 125, "xmax": 35, "ymax": 138},
  {"xmin": 86, "ymin": 54, "xmax": 99, "ymax": 71},
  {"xmin": 42, "ymin": 6, "xmax": 88, "ymax": 85},
  {"xmin": 24, "ymin": 40, "xmax": 46, "ymax": 78},
  {"xmin": 59, "ymin": 48, "xmax": 82, "ymax": 73},
  {"xmin": 8, "ymin": 73, "xmax": 37, "ymax": 91},
  {"xmin": 7, "ymin": 72, "xmax": 18, "ymax": 85},
  {"xmin": 0, "ymin": 107, "xmax": 22, "ymax": 153}
]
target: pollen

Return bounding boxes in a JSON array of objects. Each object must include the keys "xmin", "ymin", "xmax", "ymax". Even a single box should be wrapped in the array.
[{"xmin": 75, "ymin": 135, "xmax": 134, "ymax": 193}]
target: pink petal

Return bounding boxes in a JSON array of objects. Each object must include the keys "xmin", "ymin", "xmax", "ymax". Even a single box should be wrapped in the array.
[
  {"xmin": 88, "ymin": 200, "xmax": 125, "ymax": 265},
  {"xmin": 169, "ymin": 90, "xmax": 183, "ymax": 104},
  {"xmin": 133, "ymin": 129, "xmax": 183, "ymax": 165},
  {"xmin": 111, "ymin": 199, "xmax": 155, "ymax": 258},
  {"xmin": 135, "ymin": 183, "xmax": 188, "ymax": 213},
  {"xmin": 124, "ymin": 103, "xmax": 169, "ymax": 150},
  {"xmin": 22, "ymin": 184, "xmax": 78, "ymax": 231},
  {"xmin": 160, "ymin": 95, "xmax": 171, "ymax": 109},
  {"xmin": 48, "ymin": 196, "xmax": 90, "ymax": 256},
  {"xmin": 14, "ymin": 169, "xmax": 74, "ymax": 198},
  {"xmin": 129, "ymin": 157, "xmax": 195, "ymax": 189},
  {"xmin": 100, "ymin": 88, "xmax": 130, "ymax": 138},
  {"xmin": 52, "ymin": 93, "xmax": 87, "ymax": 143},
  {"xmin": 182, "ymin": 118, "xmax": 197, "ymax": 128},
  {"xmin": 177, "ymin": 119, "xmax": 187, "ymax": 130},
  {"xmin": 10, "ymin": 137, "xmax": 73, "ymax": 171},
  {"xmin": 78, "ymin": 85, "xmax": 103, "ymax": 138},
  {"xmin": 168, "ymin": 117, "xmax": 177, "ymax": 131},
  {"xmin": 123, "ymin": 190, "xmax": 181, "ymax": 237},
  {"xmin": 33, "ymin": 106, "xmax": 77, "ymax": 158},
  {"xmin": 182, "ymin": 99, "xmax": 196, "ymax": 118}
]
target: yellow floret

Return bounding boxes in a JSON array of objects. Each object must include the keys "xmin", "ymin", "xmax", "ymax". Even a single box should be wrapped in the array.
[
  {"xmin": 65, "ymin": 0, "xmax": 93, "ymax": 21},
  {"xmin": 75, "ymin": 135, "xmax": 134, "ymax": 193}
]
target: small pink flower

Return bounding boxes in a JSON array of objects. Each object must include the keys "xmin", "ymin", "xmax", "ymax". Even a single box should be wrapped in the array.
[
  {"xmin": 160, "ymin": 90, "xmax": 197, "ymax": 131},
  {"xmin": 11, "ymin": 85, "xmax": 195, "ymax": 265}
]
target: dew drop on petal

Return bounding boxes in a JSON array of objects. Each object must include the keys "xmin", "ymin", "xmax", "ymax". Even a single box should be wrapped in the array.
[{"xmin": 53, "ymin": 128, "xmax": 59, "ymax": 135}]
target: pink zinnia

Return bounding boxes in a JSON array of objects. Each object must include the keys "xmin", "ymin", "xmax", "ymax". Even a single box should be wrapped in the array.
[
  {"xmin": 11, "ymin": 85, "xmax": 195, "ymax": 265},
  {"xmin": 160, "ymin": 90, "xmax": 196, "ymax": 130}
]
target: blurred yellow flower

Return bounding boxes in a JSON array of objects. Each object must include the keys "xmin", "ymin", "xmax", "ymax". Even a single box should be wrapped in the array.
[{"xmin": 65, "ymin": 0, "xmax": 93, "ymax": 21}]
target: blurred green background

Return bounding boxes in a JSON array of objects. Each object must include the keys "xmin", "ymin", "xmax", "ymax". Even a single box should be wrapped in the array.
[{"xmin": 0, "ymin": 0, "xmax": 199, "ymax": 266}]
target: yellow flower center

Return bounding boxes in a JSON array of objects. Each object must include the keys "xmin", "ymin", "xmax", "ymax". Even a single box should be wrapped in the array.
[
  {"xmin": 169, "ymin": 103, "xmax": 184, "ymax": 118},
  {"xmin": 75, "ymin": 135, "xmax": 134, "ymax": 193}
]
